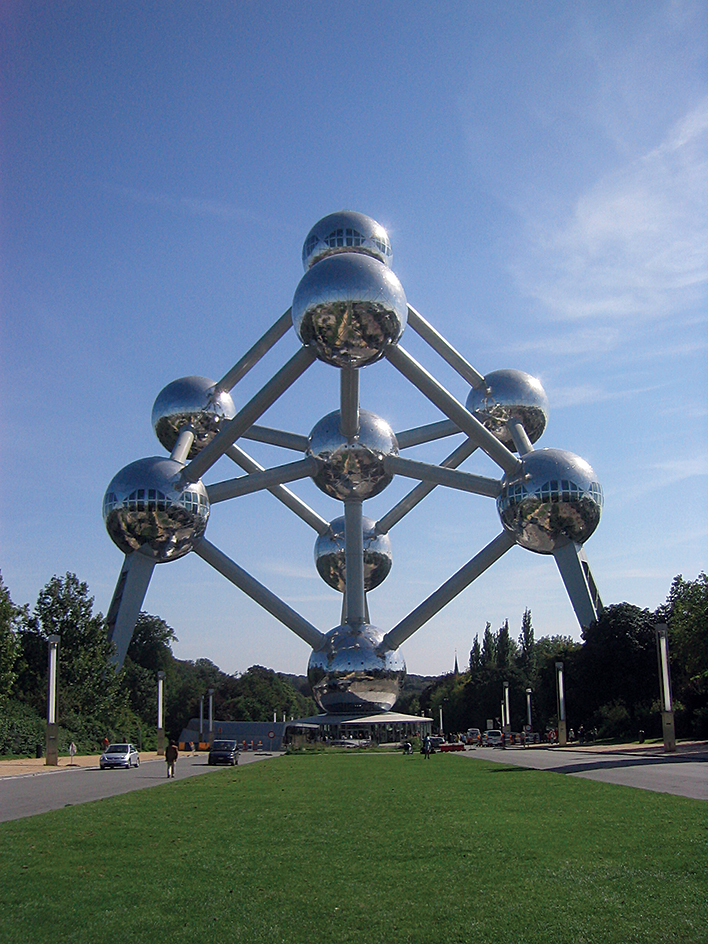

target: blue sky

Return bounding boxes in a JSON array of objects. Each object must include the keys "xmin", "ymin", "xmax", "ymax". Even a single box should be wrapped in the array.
[{"xmin": 1, "ymin": 1, "xmax": 706, "ymax": 677}]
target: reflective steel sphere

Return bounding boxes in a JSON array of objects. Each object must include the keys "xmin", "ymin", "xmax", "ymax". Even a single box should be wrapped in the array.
[
  {"xmin": 103, "ymin": 457, "xmax": 209, "ymax": 561},
  {"xmin": 292, "ymin": 252, "xmax": 407, "ymax": 368},
  {"xmin": 152, "ymin": 376, "xmax": 236, "ymax": 458},
  {"xmin": 308, "ymin": 410, "xmax": 398, "ymax": 500},
  {"xmin": 315, "ymin": 516, "xmax": 393, "ymax": 592},
  {"xmin": 307, "ymin": 622, "xmax": 406, "ymax": 714},
  {"xmin": 465, "ymin": 369, "xmax": 549, "ymax": 451},
  {"xmin": 497, "ymin": 448, "xmax": 603, "ymax": 554},
  {"xmin": 302, "ymin": 210, "xmax": 393, "ymax": 270}
]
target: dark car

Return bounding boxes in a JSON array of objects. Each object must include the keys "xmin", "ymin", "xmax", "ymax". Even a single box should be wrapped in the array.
[{"xmin": 208, "ymin": 740, "xmax": 240, "ymax": 766}]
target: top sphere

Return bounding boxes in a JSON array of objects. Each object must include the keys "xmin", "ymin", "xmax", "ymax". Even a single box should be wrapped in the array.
[
  {"xmin": 465, "ymin": 369, "xmax": 549, "ymax": 452},
  {"xmin": 302, "ymin": 210, "xmax": 393, "ymax": 270},
  {"xmin": 152, "ymin": 377, "xmax": 236, "ymax": 459}
]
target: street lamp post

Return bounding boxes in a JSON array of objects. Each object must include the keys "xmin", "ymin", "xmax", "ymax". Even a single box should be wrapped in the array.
[
  {"xmin": 45, "ymin": 635, "xmax": 60, "ymax": 766},
  {"xmin": 199, "ymin": 695, "xmax": 204, "ymax": 746},
  {"xmin": 555, "ymin": 662, "xmax": 567, "ymax": 746},
  {"xmin": 157, "ymin": 671, "xmax": 166, "ymax": 756},
  {"xmin": 526, "ymin": 688, "xmax": 533, "ymax": 730},
  {"xmin": 655, "ymin": 624, "xmax": 676, "ymax": 753},
  {"xmin": 208, "ymin": 688, "xmax": 215, "ymax": 744},
  {"xmin": 502, "ymin": 681, "xmax": 511, "ymax": 745}
]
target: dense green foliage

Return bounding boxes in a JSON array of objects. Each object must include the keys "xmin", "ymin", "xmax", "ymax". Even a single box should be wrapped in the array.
[
  {"xmin": 1, "ymin": 567, "xmax": 706, "ymax": 753},
  {"xmin": 1, "ymin": 754, "xmax": 706, "ymax": 943}
]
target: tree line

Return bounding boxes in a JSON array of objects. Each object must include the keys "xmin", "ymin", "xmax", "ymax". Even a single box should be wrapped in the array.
[
  {"xmin": 1, "ymin": 569, "xmax": 706, "ymax": 755},
  {"xmin": 396, "ymin": 574, "xmax": 708, "ymax": 741},
  {"xmin": 0, "ymin": 571, "xmax": 316, "ymax": 755}
]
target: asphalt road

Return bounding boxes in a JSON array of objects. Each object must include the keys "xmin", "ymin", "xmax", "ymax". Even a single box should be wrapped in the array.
[
  {"xmin": 0, "ymin": 752, "xmax": 281, "ymax": 823},
  {"xmin": 459, "ymin": 745, "xmax": 708, "ymax": 800}
]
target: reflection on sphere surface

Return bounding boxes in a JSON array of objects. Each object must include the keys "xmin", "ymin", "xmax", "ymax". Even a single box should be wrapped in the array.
[
  {"xmin": 315, "ymin": 516, "xmax": 392, "ymax": 592},
  {"xmin": 103, "ymin": 457, "xmax": 209, "ymax": 561},
  {"xmin": 301, "ymin": 210, "xmax": 393, "ymax": 270},
  {"xmin": 152, "ymin": 376, "xmax": 236, "ymax": 458},
  {"xmin": 307, "ymin": 623, "xmax": 406, "ymax": 714},
  {"xmin": 292, "ymin": 253, "xmax": 407, "ymax": 368},
  {"xmin": 308, "ymin": 410, "xmax": 398, "ymax": 500},
  {"xmin": 497, "ymin": 448, "xmax": 603, "ymax": 554},
  {"xmin": 465, "ymin": 369, "xmax": 548, "ymax": 451}
]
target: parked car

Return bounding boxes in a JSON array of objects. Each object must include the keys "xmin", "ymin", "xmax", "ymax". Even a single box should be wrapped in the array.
[
  {"xmin": 100, "ymin": 743, "xmax": 140, "ymax": 769},
  {"xmin": 466, "ymin": 728, "xmax": 482, "ymax": 745},
  {"xmin": 483, "ymin": 729, "xmax": 504, "ymax": 747},
  {"xmin": 208, "ymin": 740, "xmax": 240, "ymax": 766}
]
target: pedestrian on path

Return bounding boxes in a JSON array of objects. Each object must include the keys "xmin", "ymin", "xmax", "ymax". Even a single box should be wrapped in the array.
[{"xmin": 165, "ymin": 742, "xmax": 179, "ymax": 778}]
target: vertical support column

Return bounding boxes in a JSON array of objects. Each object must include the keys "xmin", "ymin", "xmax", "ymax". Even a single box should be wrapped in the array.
[
  {"xmin": 655, "ymin": 624, "xmax": 676, "ymax": 753},
  {"xmin": 157, "ymin": 671, "xmax": 166, "ymax": 756},
  {"xmin": 45, "ymin": 635, "xmax": 60, "ymax": 766},
  {"xmin": 344, "ymin": 500, "xmax": 366, "ymax": 625},
  {"xmin": 555, "ymin": 662, "xmax": 567, "ymax": 746}
]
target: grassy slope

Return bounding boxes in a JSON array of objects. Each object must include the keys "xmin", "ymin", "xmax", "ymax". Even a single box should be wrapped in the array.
[{"xmin": 1, "ymin": 753, "xmax": 706, "ymax": 944}]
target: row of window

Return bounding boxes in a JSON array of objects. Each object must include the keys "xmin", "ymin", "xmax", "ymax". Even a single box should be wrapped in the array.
[
  {"xmin": 103, "ymin": 489, "xmax": 208, "ymax": 517},
  {"xmin": 502, "ymin": 479, "xmax": 604, "ymax": 507},
  {"xmin": 304, "ymin": 228, "xmax": 392, "ymax": 260}
]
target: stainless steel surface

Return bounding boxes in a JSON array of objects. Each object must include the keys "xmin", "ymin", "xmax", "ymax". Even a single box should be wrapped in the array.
[
  {"xmin": 340, "ymin": 367, "xmax": 360, "ymax": 439},
  {"xmin": 106, "ymin": 551, "xmax": 156, "ymax": 666},
  {"xmin": 215, "ymin": 308, "xmax": 293, "ymax": 393},
  {"xmin": 465, "ymin": 369, "xmax": 548, "ymax": 451},
  {"xmin": 553, "ymin": 541, "xmax": 602, "ymax": 628},
  {"xmin": 382, "ymin": 530, "xmax": 516, "ymax": 651},
  {"xmin": 206, "ymin": 456, "xmax": 319, "ymax": 503},
  {"xmin": 308, "ymin": 409, "xmax": 398, "ymax": 500},
  {"xmin": 315, "ymin": 515, "xmax": 392, "ymax": 592},
  {"xmin": 395, "ymin": 418, "xmax": 460, "ymax": 449},
  {"xmin": 194, "ymin": 538, "xmax": 324, "ymax": 650},
  {"xmin": 241, "ymin": 425, "xmax": 310, "ymax": 452},
  {"xmin": 383, "ymin": 454, "xmax": 501, "ymax": 498},
  {"xmin": 307, "ymin": 621, "xmax": 406, "ymax": 713},
  {"xmin": 152, "ymin": 376, "xmax": 236, "ymax": 458},
  {"xmin": 301, "ymin": 210, "xmax": 393, "ymax": 270},
  {"xmin": 103, "ymin": 457, "xmax": 209, "ymax": 561},
  {"xmin": 497, "ymin": 448, "xmax": 603, "ymax": 554},
  {"xmin": 292, "ymin": 252, "xmax": 407, "ymax": 368},
  {"xmin": 407, "ymin": 305, "xmax": 486, "ymax": 389}
]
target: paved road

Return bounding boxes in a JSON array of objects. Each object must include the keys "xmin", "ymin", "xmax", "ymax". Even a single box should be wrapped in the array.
[
  {"xmin": 459, "ymin": 745, "xmax": 708, "ymax": 800},
  {"xmin": 0, "ymin": 752, "xmax": 281, "ymax": 823}
]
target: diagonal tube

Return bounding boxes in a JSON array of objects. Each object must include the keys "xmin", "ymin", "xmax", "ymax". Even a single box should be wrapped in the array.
[
  {"xmin": 381, "ymin": 530, "xmax": 516, "ymax": 651},
  {"xmin": 241, "ymin": 425, "xmax": 310, "ymax": 452},
  {"xmin": 193, "ymin": 538, "xmax": 324, "ymax": 650},
  {"xmin": 182, "ymin": 346, "xmax": 316, "ymax": 483},
  {"xmin": 385, "ymin": 344, "xmax": 521, "ymax": 475},
  {"xmin": 215, "ymin": 309, "xmax": 293, "ymax": 393},
  {"xmin": 376, "ymin": 439, "xmax": 479, "ymax": 534},
  {"xmin": 395, "ymin": 419, "xmax": 461, "ymax": 449},
  {"xmin": 383, "ymin": 454, "xmax": 501, "ymax": 498},
  {"xmin": 206, "ymin": 456, "xmax": 320, "ymax": 503},
  {"xmin": 407, "ymin": 305, "xmax": 486, "ymax": 389},
  {"xmin": 226, "ymin": 445, "xmax": 329, "ymax": 534}
]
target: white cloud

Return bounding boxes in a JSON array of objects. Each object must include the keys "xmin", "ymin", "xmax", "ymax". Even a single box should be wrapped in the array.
[{"xmin": 513, "ymin": 98, "xmax": 708, "ymax": 324}]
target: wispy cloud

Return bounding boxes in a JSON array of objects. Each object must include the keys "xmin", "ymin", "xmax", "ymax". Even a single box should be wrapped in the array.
[{"xmin": 513, "ymin": 97, "xmax": 708, "ymax": 325}]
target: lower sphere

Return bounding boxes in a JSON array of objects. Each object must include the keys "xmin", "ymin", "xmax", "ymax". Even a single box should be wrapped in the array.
[
  {"xmin": 103, "ymin": 457, "xmax": 209, "ymax": 561},
  {"xmin": 315, "ymin": 516, "xmax": 392, "ymax": 592},
  {"xmin": 307, "ymin": 623, "xmax": 406, "ymax": 714},
  {"xmin": 497, "ymin": 448, "xmax": 603, "ymax": 554}
]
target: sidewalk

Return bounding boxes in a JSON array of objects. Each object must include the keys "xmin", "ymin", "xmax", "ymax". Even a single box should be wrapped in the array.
[{"xmin": 0, "ymin": 752, "xmax": 164, "ymax": 779}]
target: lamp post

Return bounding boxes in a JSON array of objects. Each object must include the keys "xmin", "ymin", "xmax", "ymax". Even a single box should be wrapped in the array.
[
  {"xmin": 157, "ymin": 671, "xmax": 166, "ymax": 756},
  {"xmin": 502, "ymin": 681, "xmax": 511, "ymax": 744},
  {"xmin": 526, "ymin": 688, "xmax": 533, "ymax": 731},
  {"xmin": 555, "ymin": 662, "xmax": 567, "ymax": 746},
  {"xmin": 45, "ymin": 635, "xmax": 60, "ymax": 766},
  {"xmin": 208, "ymin": 688, "xmax": 215, "ymax": 744},
  {"xmin": 655, "ymin": 624, "xmax": 676, "ymax": 753},
  {"xmin": 199, "ymin": 695, "xmax": 204, "ymax": 746}
]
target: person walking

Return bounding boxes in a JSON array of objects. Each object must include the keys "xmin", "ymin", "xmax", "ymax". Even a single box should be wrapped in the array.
[{"xmin": 165, "ymin": 742, "xmax": 179, "ymax": 779}]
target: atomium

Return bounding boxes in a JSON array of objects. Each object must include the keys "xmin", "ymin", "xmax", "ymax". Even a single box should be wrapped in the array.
[{"xmin": 103, "ymin": 209, "xmax": 605, "ymax": 713}]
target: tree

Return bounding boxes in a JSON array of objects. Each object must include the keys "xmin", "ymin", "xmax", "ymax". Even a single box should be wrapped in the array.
[
  {"xmin": 665, "ymin": 573, "xmax": 708, "ymax": 736},
  {"xmin": 0, "ymin": 573, "xmax": 22, "ymax": 707},
  {"xmin": 518, "ymin": 608, "xmax": 535, "ymax": 675}
]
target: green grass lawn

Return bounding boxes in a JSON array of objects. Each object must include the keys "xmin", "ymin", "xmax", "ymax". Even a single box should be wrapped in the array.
[{"xmin": 1, "ymin": 752, "xmax": 706, "ymax": 943}]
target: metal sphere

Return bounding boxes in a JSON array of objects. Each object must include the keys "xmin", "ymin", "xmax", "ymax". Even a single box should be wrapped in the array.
[
  {"xmin": 302, "ymin": 210, "xmax": 393, "ymax": 270},
  {"xmin": 308, "ymin": 410, "xmax": 398, "ymax": 501},
  {"xmin": 315, "ymin": 516, "xmax": 393, "ymax": 592},
  {"xmin": 292, "ymin": 252, "xmax": 407, "ymax": 368},
  {"xmin": 103, "ymin": 457, "xmax": 209, "ymax": 561},
  {"xmin": 465, "ymin": 369, "xmax": 549, "ymax": 452},
  {"xmin": 497, "ymin": 448, "xmax": 603, "ymax": 554},
  {"xmin": 307, "ymin": 622, "xmax": 406, "ymax": 714},
  {"xmin": 152, "ymin": 376, "xmax": 236, "ymax": 458}
]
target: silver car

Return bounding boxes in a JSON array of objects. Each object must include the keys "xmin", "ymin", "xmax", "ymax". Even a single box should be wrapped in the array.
[{"xmin": 100, "ymin": 743, "xmax": 141, "ymax": 770}]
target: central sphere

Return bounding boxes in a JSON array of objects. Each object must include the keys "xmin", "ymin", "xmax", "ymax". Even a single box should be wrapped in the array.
[
  {"xmin": 103, "ymin": 457, "xmax": 209, "ymax": 561},
  {"xmin": 152, "ymin": 376, "xmax": 236, "ymax": 458},
  {"xmin": 497, "ymin": 448, "xmax": 603, "ymax": 554},
  {"xmin": 292, "ymin": 252, "xmax": 407, "ymax": 368},
  {"xmin": 465, "ymin": 369, "xmax": 548, "ymax": 452},
  {"xmin": 307, "ymin": 623, "xmax": 406, "ymax": 714},
  {"xmin": 315, "ymin": 516, "xmax": 393, "ymax": 592},
  {"xmin": 308, "ymin": 410, "xmax": 398, "ymax": 501}
]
